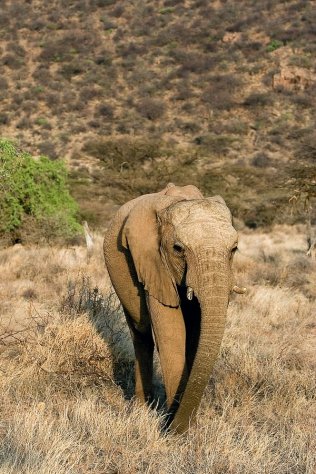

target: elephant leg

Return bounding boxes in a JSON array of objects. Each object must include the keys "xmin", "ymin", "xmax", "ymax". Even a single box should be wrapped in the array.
[
  {"xmin": 125, "ymin": 311, "xmax": 154, "ymax": 404},
  {"xmin": 147, "ymin": 295, "xmax": 188, "ymax": 411}
]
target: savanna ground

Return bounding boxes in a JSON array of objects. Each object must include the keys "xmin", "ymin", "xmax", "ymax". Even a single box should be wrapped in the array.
[
  {"xmin": 0, "ymin": 226, "xmax": 315, "ymax": 474},
  {"xmin": 1, "ymin": 1, "xmax": 315, "ymax": 472}
]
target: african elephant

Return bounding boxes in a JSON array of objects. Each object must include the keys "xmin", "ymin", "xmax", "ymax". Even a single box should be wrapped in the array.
[{"xmin": 103, "ymin": 183, "xmax": 243, "ymax": 434}]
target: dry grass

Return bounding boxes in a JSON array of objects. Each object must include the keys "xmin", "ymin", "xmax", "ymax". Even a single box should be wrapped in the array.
[
  {"xmin": 0, "ymin": 226, "xmax": 315, "ymax": 473},
  {"xmin": 0, "ymin": 234, "xmax": 109, "ymax": 329}
]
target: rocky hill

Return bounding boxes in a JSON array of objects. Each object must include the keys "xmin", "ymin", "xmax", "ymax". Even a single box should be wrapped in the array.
[{"xmin": 1, "ymin": 0, "xmax": 315, "ymax": 228}]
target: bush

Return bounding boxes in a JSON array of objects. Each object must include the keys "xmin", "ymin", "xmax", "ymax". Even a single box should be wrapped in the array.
[
  {"xmin": 83, "ymin": 137, "xmax": 167, "ymax": 169},
  {"xmin": 60, "ymin": 60, "xmax": 85, "ymax": 79},
  {"xmin": 94, "ymin": 50, "xmax": 112, "ymax": 66},
  {"xmin": 243, "ymin": 92, "xmax": 273, "ymax": 107},
  {"xmin": 79, "ymin": 86, "xmax": 102, "ymax": 101},
  {"xmin": 295, "ymin": 130, "xmax": 316, "ymax": 163},
  {"xmin": 95, "ymin": 103, "xmax": 114, "ymax": 119},
  {"xmin": 2, "ymin": 54, "xmax": 23, "ymax": 69},
  {"xmin": 0, "ymin": 114, "xmax": 9, "ymax": 125},
  {"xmin": 194, "ymin": 134, "xmax": 237, "ymax": 154},
  {"xmin": 38, "ymin": 141, "xmax": 58, "ymax": 160},
  {"xmin": 202, "ymin": 74, "xmax": 242, "ymax": 110},
  {"xmin": 170, "ymin": 49, "xmax": 215, "ymax": 74},
  {"xmin": 0, "ymin": 139, "xmax": 81, "ymax": 241},
  {"xmin": 136, "ymin": 98, "xmax": 165, "ymax": 120},
  {"xmin": 109, "ymin": 5, "xmax": 124, "ymax": 17},
  {"xmin": 0, "ymin": 77, "xmax": 8, "ymax": 89},
  {"xmin": 266, "ymin": 39, "xmax": 284, "ymax": 52},
  {"xmin": 251, "ymin": 152, "xmax": 272, "ymax": 168},
  {"xmin": 291, "ymin": 94, "xmax": 312, "ymax": 109},
  {"xmin": 16, "ymin": 116, "xmax": 32, "ymax": 129}
]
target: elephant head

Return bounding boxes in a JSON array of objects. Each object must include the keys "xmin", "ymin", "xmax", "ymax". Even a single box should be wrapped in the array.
[{"xmin": 119, "ymin": 189, "xmax": 239, "ymax": 433}]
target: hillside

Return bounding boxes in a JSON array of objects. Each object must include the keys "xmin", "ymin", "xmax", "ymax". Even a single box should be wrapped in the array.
[{"xmin": 0, "ymin": 0, "xmax": 315, "ymax": 227}]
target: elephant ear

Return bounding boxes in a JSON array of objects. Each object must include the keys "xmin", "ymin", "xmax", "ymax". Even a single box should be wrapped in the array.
[
  {"xmin": 207, "ymin": 195, "xmax": 232, "ymax": 222},
  {"xmin": 121, "ymin": 195, "xmax": 181, "ymax": 308},
  {"xmin": 209, "ymin": 195, "xmax": 226, "ymax": 206}
]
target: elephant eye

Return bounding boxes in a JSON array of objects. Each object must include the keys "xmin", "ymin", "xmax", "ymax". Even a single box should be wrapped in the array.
[
  {"xmin": 231, "ymin": 245, "xmax": 238, "ymax": 256},
  {"xmin": 173, "ymin": 243, "xmax": 184, "ymax": 254}
]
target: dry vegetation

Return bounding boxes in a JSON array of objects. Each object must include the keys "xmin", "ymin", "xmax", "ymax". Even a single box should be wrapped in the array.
[
  {"xmin": 0, "ymin": 226, "xmax": 315, "ymax": 473},
  {"xmin": 0, "ymin": 1, "xmax": 315, "ymax": 471}
]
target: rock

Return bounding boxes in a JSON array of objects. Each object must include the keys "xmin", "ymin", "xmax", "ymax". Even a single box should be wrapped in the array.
[
  {"xmin": 222, "ymin": 32, "xmax": 242, "ymax": 44},
  {"xmin": 273, "ymin": 66, "xmax": 316, "ymax": 91}
]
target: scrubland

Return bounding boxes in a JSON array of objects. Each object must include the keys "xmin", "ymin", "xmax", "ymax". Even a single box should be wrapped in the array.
[
  {"xmin": 0, "ymin": 225, "xmax": 315, "ymax": 473},
  {"xmin": 1, "ymin": 0, "xmax": 315, "ymax": 230}
]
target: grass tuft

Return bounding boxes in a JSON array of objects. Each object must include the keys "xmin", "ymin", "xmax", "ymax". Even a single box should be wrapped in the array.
[{"xmin": 0, "ymin": 225, "xmax": 315, "ymax": 473}]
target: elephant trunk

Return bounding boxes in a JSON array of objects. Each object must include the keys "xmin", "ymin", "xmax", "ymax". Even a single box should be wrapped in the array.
[{"xmin": 170, "ymin": 249, "xmax": 229, "ymax": 434}]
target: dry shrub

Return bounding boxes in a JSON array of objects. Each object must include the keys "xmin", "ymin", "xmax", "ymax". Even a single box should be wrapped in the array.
[
  {"xmin": 94, "ymin": 103, "xmax": 114, "ymax": 119},
  {"xmin": 295, "ymin": 130, "xmax": 316, "ymax": 163},
  {"xmin": 235, "ymin": 226, "xmax": 316, "ymax": 298},
  {"xmin": 243, "ymin": 92, "xmax": 273, "ymax": 108},
  {"xmin": 1, "ymin": 54, "xmax": 24, "ymax": 69},
  {"xmin": 61, "ymin": 276, "xmax": 133, "ymax": 361},
  {"xmin": 282, "ymin": 256, "xmax": 312, "ymax": 288},
  {"xmin": 0, "ymin": 310, "xmax": 165, "ymax": 473},
  {"xmin": 202, "ymin": 74, "xmax": 241, "ymax": 111},
  {"xmin": 136, "ymin": 98, "xmax": 165, "ymax": 120},
  {"xmin": 170, "ymin": 49, "xmax": 215, "ymax": 74},
  {"xmin": 0, "ymin": 314, "xmax": 114, "ymax": 399},
  {"xmin": 251, "ymin": 152, "xmax": 273, "ymax": 168}
]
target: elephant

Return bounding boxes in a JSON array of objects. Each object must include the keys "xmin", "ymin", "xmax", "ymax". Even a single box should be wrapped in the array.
[{"xmin": 103, "ymin": 183, "xmax": 244, "ymax": 434}]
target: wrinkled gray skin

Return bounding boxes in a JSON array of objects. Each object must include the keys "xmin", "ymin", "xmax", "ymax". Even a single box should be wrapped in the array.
[{"xmin": 103, "ymin": 183, "xmax": 238, "ymax": 434}]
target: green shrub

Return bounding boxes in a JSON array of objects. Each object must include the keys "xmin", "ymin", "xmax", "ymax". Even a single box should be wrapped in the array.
[
  {"xmin": 159, "ymin": 7, "xmax": 175, "ymax": 14},
  {"xmin": 0, "ymin": 139, "xmax": 81, "ymax": 241},
  {"xmin": 266, "ymin": 39, "xmax": 283, "ymax": 52}
]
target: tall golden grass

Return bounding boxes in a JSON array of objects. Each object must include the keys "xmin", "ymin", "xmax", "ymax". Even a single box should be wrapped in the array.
[{"xmin": 0, "ymin": 226, "xmax": 315, "ymax": 473}]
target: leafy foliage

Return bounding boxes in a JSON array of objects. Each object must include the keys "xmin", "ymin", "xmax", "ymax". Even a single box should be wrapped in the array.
[
  {"xmin": 0, "ymin": 139, "xmax": 81, "ymax": 241},
  {"xmin": 266, "ymin": 39, "xmax": 284, "ymax": 52}
]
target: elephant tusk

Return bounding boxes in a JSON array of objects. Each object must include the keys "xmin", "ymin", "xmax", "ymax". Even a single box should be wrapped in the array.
[
  {"xmin": 232, "ymin": 285, "xmax": 247, "ymax": 294},
  {"xmin": 187, "ymin": 286, "xmax": 194, "ymax": 300}
]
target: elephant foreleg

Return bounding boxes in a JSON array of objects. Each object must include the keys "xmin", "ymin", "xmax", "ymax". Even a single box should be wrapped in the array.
[
  {"xmin": 125, "ymin": 312, "xmax": 154, "ymax": 404},
  {"xmin": 147, "ymin": 295, "xmax": 188, "ymax": 412}
]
